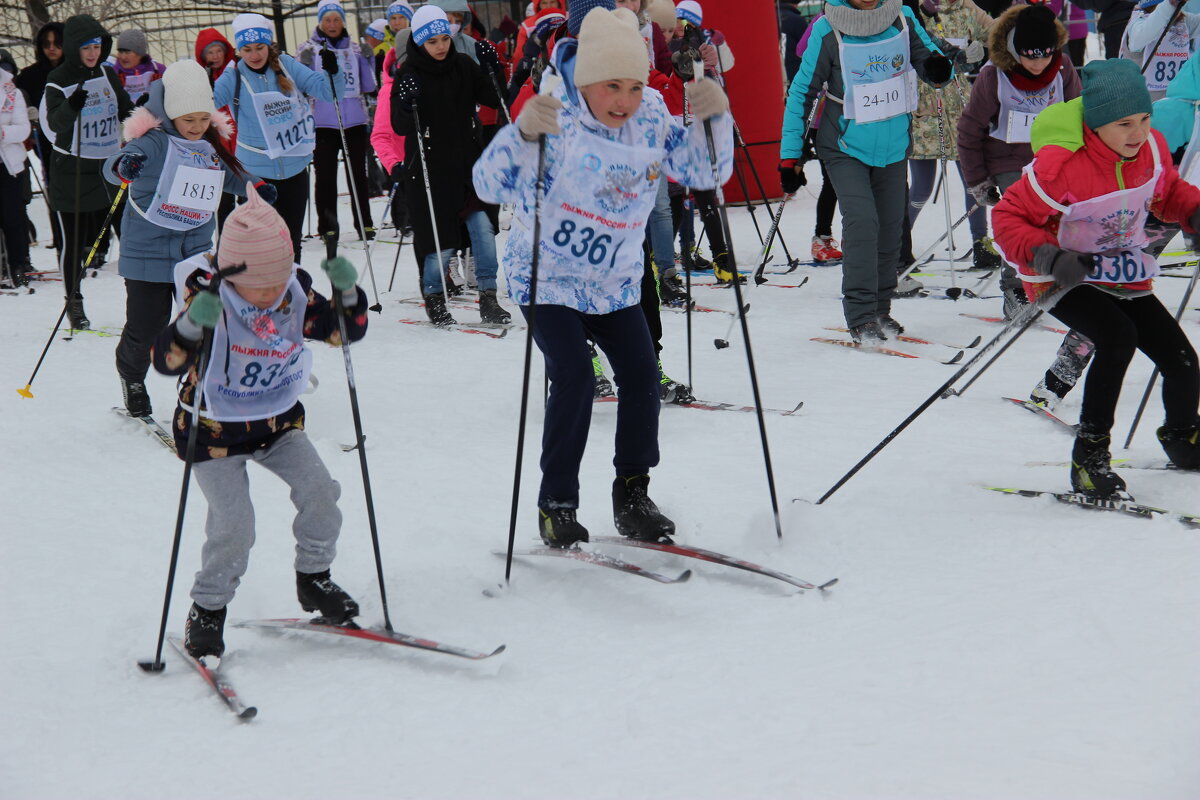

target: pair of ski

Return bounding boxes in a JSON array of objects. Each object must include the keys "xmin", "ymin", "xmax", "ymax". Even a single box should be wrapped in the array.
[
  {"xmin": 504, "ymin": 536, "xmax": 837, "ymax": 592},
  {"xmin": 398, "ymin": 318, "xmax": 509, "ymax": 339},
  {"xmin": 594, "ymin": 395, "xmax": 803, "ymax": 417},
  {"xmin": 988, "ymin": 487, "xmax": 1200, "ymax": 527},
  {"xmin": 959, "ymin": 312, "xmax": 1068, "ymax": 335},
  {"xmin": 167, "ymin": 618, "xmax": 507, "ymax": 721},
  {"xmin": 811, "ymin": 327, "xmax": 979, "ymax": 365}
]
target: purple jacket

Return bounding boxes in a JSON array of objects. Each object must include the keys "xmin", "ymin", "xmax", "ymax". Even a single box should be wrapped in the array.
[
  {"xmin": 296, "ymin": 30, "xmax": 377, "ymax": 129},
  {"xmin": 1044, "ymin": 0, "xmax": 1089, "ymax": 40}
]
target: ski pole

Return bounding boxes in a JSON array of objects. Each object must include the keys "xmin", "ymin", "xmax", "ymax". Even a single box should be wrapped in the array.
[
  {"xmin": 411, "ymin": 101, "xmax": 452, "ymax": 300},
  {"xmin": 322, "ymin": 50, "xmax": 383, "ymax": 313},
  {"xmin": 752, "ymin": 192, "xmax": 795, "ymax": 284},
  {"xmin": 935, "ymin": 88, "xmax": 961, "ymax": 300},
  {"xmin": 696, "ymin": 68, "xmax": 785, "ymax": 540},
  {"xmin": 504, "ymin": 67, "xmax": 560, "ymax": 583},
  {"xmin": 324, "ymin": 235, "xmax": 394, "ymax": 631},
  {"xmin": 386, "ymin": 225, "xmax": 407, "ymax": 292},
  {"xmin": 899, "ymin": 203, "xmax": 979, "ymax": 281},
  {"xmin": 17, "ymin": 182, "xmax": 127, "ymax": 398},
  {"xmin": 816, "ymin": 290, "xmax": 1062, "ymax": 505},
  {"xmin": 138, "ymin": 262, "xmax": 246, "ymax": 673},
  {"xmin": 1122, "ymin": 257, "xmax": 1200, "ymax": 448},
  {"xmin": 485, "ymin": 67, "xmax": 514, "ymax": 125}
]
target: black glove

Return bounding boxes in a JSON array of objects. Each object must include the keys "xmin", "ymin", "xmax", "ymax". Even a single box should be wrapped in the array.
[
  {"xmin": 255, "ymin": 181, "xmax": 278, "ymax": 205},
  {"xmin": 671, "ymin": 48, "xmax": 699, "ymax": 81},
  {"xmin": 923, "ymin": 54, "xmax": 953, "ymax": 87},
  {"xmin": 1032, "ymin": 244, "xmax": 1093, "ymax": 291},
  {"xmin": 134, "ymin": 92, "xmax": 150, "ymax": 107},
  {"xmin": 67, "ymin": 83, "xmax": 88, "ymax": 111},
  {"xmin": 320, "ymin": 48, "xmax": 339, "ymax": 75},
  {"xmin": 390, "ymin": 162, "xmax": 404, "ymax": 183},
  {"xmin": 394, "ymin": 73, "xmax": 420, "ymax": 112},
  {"xmin": 476, "ymin": 39, "xmax": 501, "ymax": 76},
  {"xmin": 779, "ymin": 159, "xmax": 806, "ymax": 194}
]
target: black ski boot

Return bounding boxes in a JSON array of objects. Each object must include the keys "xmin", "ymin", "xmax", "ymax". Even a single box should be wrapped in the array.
[
  {"xmin": 297, "ymin": 570, "xmax": 359, "ymax": 624},
  {"xmin": 849, "ymin": 319, "xmax": 888, "ymax": 345},
  {"xmin": 538, "ymin": 506, "xmax": 589, "ymax": 548},
  {"xmin": 478, "ymin": 289, "xmax": 511, "ymax": 324},
  {"xmin": 423, "ymin": 293, "xmax": 455, "ymax": 327},
  {"xmin": 658, "ymin": 360, "xmax": 694, "ymax": 404},
  {"xmin": 613, "ymin": 475, "xmax": 675, "ymax": 542},
  {"xmin": 67, "ymin": 292, "xmax": 89, "ymax": 330},
  {"xmin": 184, "ymin": 603, "xmax": 227, "ymax": 660},
  {"xmin": 1157, "ymin": 423, "xmax": 1200, "ymax": 470},
  {"xmin": 592, "ymin": 344, "xmax": 615, "ymax": 398},
  {"xmin": 121, "ymin": 377, "xmax": 151, "ymax": 417},
  {"xmin": 877, "ymin": 314, "xmax": 905, "ymax": 336},
  {"xmin": 658, "ymin": 271, "xmax": 687, "ymax": 306},
  {"xmin": 1070, "ymin": 431, "xmax": 1127, "ymax": 498},
  {"xmin": 971, "ymin": 238, "xmax": 1002, "ymax": 271}
]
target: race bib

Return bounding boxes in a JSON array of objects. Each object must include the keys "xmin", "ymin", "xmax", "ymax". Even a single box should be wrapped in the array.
[
  {"xmin": 1145, "ymin": 54, "xmax": 1187, "ymax": 92},
  {"xmin": 249, "ymin": 86, "xmax": 316, "ymax": 159},
  {"xmin": 1006, "ymin": 110, "xmax": 1036, "ymax": 144},
  {"xmin": 166, "ymin": 166, "xmax": 223, "ymax": 212},
  {"xmin": 853, "ymin": 73, "xmax": 909, "ymax": 124},
  {"xmin": 1086, "ymin": 250, "xmax": 1159, "ymax": 284},
  {"xmin": 336, "ymin": 50, "xmax": 359, "ymax": 98}
]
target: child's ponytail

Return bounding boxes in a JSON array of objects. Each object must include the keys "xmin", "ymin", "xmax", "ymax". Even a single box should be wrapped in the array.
[
  {"xmin": 203, "ymin": 125, "xmax": 246, "ymax": 181},
  {"xmin": 267, "ymin": 44, "xmax": 294, "ymax": 94}
]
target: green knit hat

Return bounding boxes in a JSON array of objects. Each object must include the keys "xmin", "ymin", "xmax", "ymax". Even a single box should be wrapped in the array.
[{"xmin": 1081, "ymin": 58, "xmax": 1153, "ymax": 131}]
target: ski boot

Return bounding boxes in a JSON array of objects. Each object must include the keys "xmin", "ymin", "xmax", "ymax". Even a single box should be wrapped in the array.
[
  {"xmin": 658, "ymin": 270, "xmax": 687, "ymax": 307},
  {"xmin": 66, "ymin": 292, "xmax": 89, "ymax": 330},
  {"xmin": 894, "ymin": 275, "xmax": 925, "ymax": 297},
  {"xmin": 1156, "ymin": 423, "xmax": 1200, "ymax": 470},
  {"xmin": 538, "ymin": 506, "xmax": 589, "ymax": 548},
  {"xmin": 592, "ymin": 345, "xmax": 615, "ymax": 398},
  {"xmin": 849, "ymin": 319, "xmax": 888, "ymax": 345},
  {"xmin": 1029, "ymin": 379, "xmax": 1062, "ymax": 411},
  {"xmin": 712, "ymin": 252, "xmax": 745, "ymax": 285},
  {"xmin": 811, "ymin": 235, "xmax": 843, "ymax": 262},
  {"xmin": 1070, "ymin": 430, "xmax": 1127, "ymax": 498},
  {"xmin": 613, "ymin": 475, "xmax": 675, "ymax": 542},
  {"xmin": 971, "ymin": 238, "xmax": 1002, "ymax": 271},
  {"xmin": 658, "ymin": 361, "xmax": 695, "ymax": 404},
  {"xmin": 681, "ymin": 246, "xmax": 712, "ymax": 272},
  {"xmin": 297, "ymin": 570, "xmax": 360, "ymax": 624},
  {"xmin": 423, "ymin": 293, "xmax": 456, "ymax": 327},
  {"xmin": 184, "ymin": 603, "xmax": 227, "ymax": 660},
  {"xmin": 120, "ymin": 377, "xmax": 151, "ymax": 417},
  {"xmin": 464, "ymin": 253, "xmax": 477, "ymax": 289},
  {"xmin": 362, "ymin": 227, "xmax": 376, "ymax": 241},
  {"xmin": 478, "ymin": 289, "xmax": 511, "ymax": 324},
  {"xmin": 877, "ymin": 314, "xmax": 905, "ymax": 336}
]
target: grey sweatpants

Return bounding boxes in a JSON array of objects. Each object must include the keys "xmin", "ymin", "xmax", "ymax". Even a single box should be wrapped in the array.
[
  {"xmin": 191, "ymin": 429, "xmax": 342, "ymax": 610},
  {"xmin": 822, "ymin": 150, "xmax": 908, "ymax": 328}
]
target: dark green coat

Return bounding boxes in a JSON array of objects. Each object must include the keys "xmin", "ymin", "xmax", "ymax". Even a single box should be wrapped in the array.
[{"xmin": 43, "ymin": 15, "xmax": 132, "ymax": 212}]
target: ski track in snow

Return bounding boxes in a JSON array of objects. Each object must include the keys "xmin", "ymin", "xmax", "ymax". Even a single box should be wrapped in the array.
[{"xmin": 4, "ymin": 142, "xmax": 1200, "ymax": 799}]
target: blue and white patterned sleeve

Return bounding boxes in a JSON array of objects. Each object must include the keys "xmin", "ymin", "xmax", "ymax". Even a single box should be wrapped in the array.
[
  {"xmin": 662, "ymin": 111, "xmax": 733, "ymax": 190},
  {"xmin": 472, "ymin": 120, "xmax": 541, "ymax": 205}
]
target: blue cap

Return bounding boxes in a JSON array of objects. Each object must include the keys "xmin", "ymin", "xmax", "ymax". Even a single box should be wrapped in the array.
[
  {"xmin": 387, "ymin": 1, "xmax": 415, "ymax": 20},
  {"xmin": 317, "ymin": 2, "xmax": 346, "ymax": 22},
  {"xmin": 411, "ymin": 5, "xmax": 451, "ymax": 45},
  {"xmin": 80, "ymin": 36, "xmax": 102, "ymax": 47},
  {"xmin": 232, "ymin": 13, "xmax": 274, "ymax": 48},
  {"xmin": 567, "ymin": 0, "xmax": 615, "ymax": 35}
]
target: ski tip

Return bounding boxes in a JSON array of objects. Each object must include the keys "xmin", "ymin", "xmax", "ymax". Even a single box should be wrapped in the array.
[
  {"xmin": 137, "ymin": 659, "xmax": 167, "ymax": 673},
  {"xmin": 238, "ymin": 706, "xmax": 259, "ymax": 721},
  {"xmin": 817, "ymin": 578, "xmax": 839, "ymax": 591},
  {"xmin": 487, "ymin": 644, "xmax": 507, "ymax": 657},
  {"xmin": 943, "ymin": 350, "xmax": 964, "ymax": 365},
  {"xmin": 673, "ymin": 569, "xmax": 694, "ymax": 584},
  {"xmin": 966, "ymin": 335, "xmax": 982, "ymax": 348}
]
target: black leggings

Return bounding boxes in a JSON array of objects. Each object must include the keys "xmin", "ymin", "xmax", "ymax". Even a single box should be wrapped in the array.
[
  {"xmin": 1048, "ymin": 286, "xmax": 1199, "ymax": 434},
  {"xmin": 260, "ymin": 169, "xmax": 311, "ymax": 266},
  {"xmin": 814, "ymin": 161, "xmax": 838, "ymax": 238}
]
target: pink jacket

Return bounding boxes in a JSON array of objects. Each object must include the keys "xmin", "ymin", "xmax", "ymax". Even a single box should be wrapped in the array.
[{"xmin": 371, "ymin": 48, "xmax": 405, "ymax": 173}]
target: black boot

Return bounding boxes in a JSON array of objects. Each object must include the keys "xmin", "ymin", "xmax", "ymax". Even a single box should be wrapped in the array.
[
  {"xmin": 478, "ymin": 289, "xmax": 511, "ymax": 324},
  {"xmin": 297, "ymin": 570, "xmax": 359, "ymax": 624},
  {"xmin": 658, "ymin": 360, "xmax": 694, "ymax": 404},
  {"xmin": 423, "ymin": 293, "xmax": 455, "ymax": 327},
  {"xmin": 120, "ymin": 377, "xmax": 151, "ymax": 417},
  {"xmin": 184, "ymin": 603, "xmax": 227, "ymax": 660},
  {"xmin": 971, "ymin": 238, "xmax": 1002, "ymax": 271},
  {"xmin": 613, "ymin": 475, "xmax": 675, "ymax": 542},
  {"xmin": 1157, "ymin": 423, "xmax": 1200, "ymax": 470},
  {"xmin": 849, "ymin": 319, "xmax": 888, "ymax": 345},
  {"xmin": 658, "ymin": 271, "xmax": 687, "ymax": 306},
  {"xmin": 67, "ymin": 292, "xmax": 89, "ymax": 330},
  {"xmin": 877, "ymin": 314, "xmax": 904, "ymax": 336},
  {"xmin": 538, "ymin": 506, "xmax": 589, "ymax": 548},
  {"xmin": 1070, "ymin": 431, "xmax": 1127, "ymax": 498}
]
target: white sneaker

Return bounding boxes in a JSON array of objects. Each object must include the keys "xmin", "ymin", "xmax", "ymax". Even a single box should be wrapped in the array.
[
  {"xmin": 446, "ymin": 253, "xmax": 463, "ymax": 287},
  {"xmin": 464, "ymin": 252, "xmax": 477, "ymax": 289}
]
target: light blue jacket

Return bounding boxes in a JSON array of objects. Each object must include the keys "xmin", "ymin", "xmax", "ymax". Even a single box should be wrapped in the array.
[
  {"xmin": 473, "ymin": 40, "xmax": 733, "ymax": 314},
  {"xmin": 213, "ymin": 53, "xmax": 344, "ymax": 180},
  {"xmin": 1152, "ymin": 50, "xmax": 1200, "ymax": 154},
  {"xmin": 102, "ymin": 81, "xmax": 252, "ymax": 283},
  {"xmin": 781, "ymin": 0, "xmax": 945, "ymax": 168}
]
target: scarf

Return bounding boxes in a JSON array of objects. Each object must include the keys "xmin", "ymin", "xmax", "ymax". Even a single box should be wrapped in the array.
[{"xmin": 823, "ymin": 0, "xmax": 903, "ymax": 38}]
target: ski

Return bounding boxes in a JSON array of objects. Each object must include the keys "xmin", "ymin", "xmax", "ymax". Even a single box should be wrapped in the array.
[
  {"xmin": 810, "ymin": 337, "xmax": 963, "ymax": 364},
  {"xmin": 113, "ymin": 407, "xmax": 177, "ymax": 453},
  {"xmin": 232, "ymin": 618, "xmax": 505, "ymax": 660},
  {"xmin": 662, "ymin": 300, "xmax": 749, "ymax": 315},
  {"xmin": 595, "ymin": 396, "xmax": 803, "ymax": 416},
  {"xmin": 958, "ymin": 312, "xmax": 1068, "ymax": 335},
  {"xmin": 986, "ymin": 487, "xmax": 1200, "ymax": 527},
  {"xmin": 398, "ymin": 319, "xmax": 509, "ymax": 339},
  {"xmin": 824, "ymin": 326, "xmax": 981, "ymax": 350},
  {"xmin": 502, "ymin": 546, "xmax": 692, "ymax": 584},
  {"xmin": 1025, "ymin": 459, "xmax": 1179, "ymax": 471},
  {"xmin": 166, "ymin": 635, "xmax": 257, "ymax": 721},
  {"xmin": 1002, "ymin": 397, "xmax": 1077, "ymax": 431},
  {"xmin": 590, "ymin": 536, "xmax": 837, "ymax": 590}
]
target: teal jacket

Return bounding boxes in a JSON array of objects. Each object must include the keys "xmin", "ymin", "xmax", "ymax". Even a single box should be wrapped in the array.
[
  {"xmin": 781, "ymin": 0, "xmax": 946, "ymax": 167},
  {"xmin": 1151, "ymin": 51, "xmax": 1200, "ymax": 155}
]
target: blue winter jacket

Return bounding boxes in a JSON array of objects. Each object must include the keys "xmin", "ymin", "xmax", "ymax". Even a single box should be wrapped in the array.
[
  {"xmin": 213, "ymin": 53, "xmax": 344, "ymax": 181},
  {"xmin": 102, "ymin": 80, "xmax": 252, "ymax": 283},
  {"xmin": 781, "ymin": 0, "xmax": 946, "ymax": 167},
  {"xmin": 1151, "ymin": 51, "xmax": 1200, "ymax": 154}
]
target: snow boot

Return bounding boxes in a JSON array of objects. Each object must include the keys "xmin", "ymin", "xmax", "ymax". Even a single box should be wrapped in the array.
[
  {"xmin": 849, "ymin": 319, "xmax": 888, "ymax": 345},
  {"xmin": 592, "ymin": 345, "xmax": 614, "ymax": 398},
  {"xmin": 877, "ymin": 314, "xmax": 904, "ymax": 336},
  {"xmin": 658, "ymin": 360, "xmax": 695, "ymax": 404},
  {"xmin": 971, "ymin": 238, "xmax": 1002, "ymax": 271},
  {"xmin": 613, "ymin": 475, "xmax": 675, "ymax": 541},
  {"xmin": 1156, "ymin": 423, "xmax": 1200, "ymax": 470},
  {"xmin": 423, "ymin": 293, "xmax": 455, "ymax": 327},
  {"xmin": 121, "ymin": 377, "xmax": 151, "ymax": 417},
  {"xmin": 538, "ymin": 506, "xmax": 589, "ymax": 548},
  {"xmin": 66, "ymin": 292, "xmax": 89, "ymax": 330},
  {"xmin": 712, "ymin": 252, "xmax": 745, "ymax": 285},
  {"xmin": 811, "ymin": 235, "xmax": 843, "ymax": 262},
  {"xmin": 1070, "ymin": 431, "xmax": 1126, "ymax": 498},
  {"xmin": 478, "ymin": 289, "xmax": 511, "ymax": 324},
  {"xmin": 184, "ymin": 603, "xmax": 227, "ymax": 660},
  {"xmin": 296, "ymin": 570, "xmax": 360, "ymax": 624}
]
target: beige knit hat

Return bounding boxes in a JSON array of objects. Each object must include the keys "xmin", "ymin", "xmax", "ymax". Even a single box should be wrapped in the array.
[
  {"xmin": 647, "ymin": 0, "xmax": 677, "ymax": 31},
  {"xmin": 219, "ymin": 183, "xmax": 295, "ymax": 287},
  {"xmin": 574, "ymin": 7, "xmax": 649, "ymax": 87},
  {"xmin": 163, "ymin": 60, "xmax": 217, "ymax": 121}
]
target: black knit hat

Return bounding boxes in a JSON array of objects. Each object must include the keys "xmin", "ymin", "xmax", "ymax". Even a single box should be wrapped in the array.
[{"xmin": 1011, "ymin": 3, "xmax": 1058, "ymax": 58}]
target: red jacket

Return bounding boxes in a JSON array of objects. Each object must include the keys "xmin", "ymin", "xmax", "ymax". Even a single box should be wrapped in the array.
[{"xmin": 992, "ymin": 101, "xmax": 1200, "ymax": 301}]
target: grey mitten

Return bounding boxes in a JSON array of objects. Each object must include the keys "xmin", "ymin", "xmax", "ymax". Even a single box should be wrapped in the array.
[
  {"xmin": 964, "ymin": 39, "xmax": 985, "ymax": 64},
  {"xmin": 1032, "ymin": 244, "xmax": 1093, "ymax": 291}
]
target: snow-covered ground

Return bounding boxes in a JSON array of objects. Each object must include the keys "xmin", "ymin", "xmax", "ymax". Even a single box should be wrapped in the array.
[{"xmin": 4, "ymin": 149, "xmax": 1199, "ymax": 799}]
